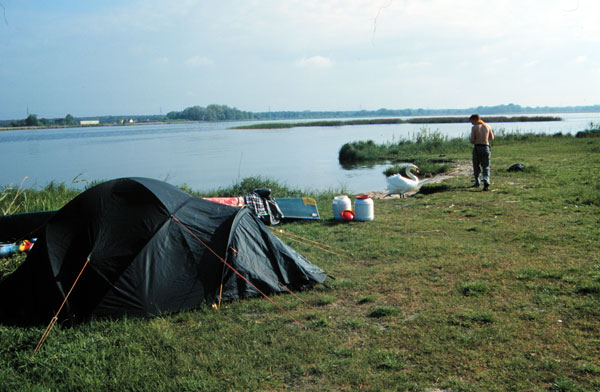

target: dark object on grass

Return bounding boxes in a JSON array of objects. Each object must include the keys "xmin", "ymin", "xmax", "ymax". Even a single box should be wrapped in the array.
[
  {"xmin": 575, "ymin": 129, "xmax": 600, "ymax": 138},
  {"xmin": 507, "ymin": 163, "xmax": 525, "ymax": 172},
  {"xmin": 418, "ymin": 183, "xmax": 450, "ymax": 195},
  {"xmin": 0, "ymin": 177, "xmax": 326, "ymax": 326}
]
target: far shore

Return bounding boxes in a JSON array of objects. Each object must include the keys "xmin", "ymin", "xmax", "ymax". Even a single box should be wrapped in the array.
[
  {"xmin": 231, "ymin": 115, "xmax": 563, "ymax": 129},
  {"xmin": 0, "ymin": 121, "xmax": 180, "ymax": 132},
  {"xmin": 0, "ymin": 115, "xmax": 564, "ymax": 132}
]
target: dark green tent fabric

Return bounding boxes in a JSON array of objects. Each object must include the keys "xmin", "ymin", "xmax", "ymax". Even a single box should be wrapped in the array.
[
  {"xmin": 0, "ymin": 178, "xmax": 326, "ymax": 326},
  {"xmin": 0, "ymin": 210, "xmax": 55, "ymax": 243}
]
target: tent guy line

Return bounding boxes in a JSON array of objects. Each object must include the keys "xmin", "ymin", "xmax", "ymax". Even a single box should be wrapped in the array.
[
  {"xmin": 35, "ymin": 256, "xmax": 92, "ymax": 354},
  {"xmin": 270, "ymin": 227, "xmax": 351, "ymax": 257}
]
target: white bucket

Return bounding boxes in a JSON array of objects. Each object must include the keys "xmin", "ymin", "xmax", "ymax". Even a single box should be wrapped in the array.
[
  {"xmin": 332, "ymin": 195, "xmax": 351, "ymax": 220},
  {"xmin": 354, "ymin": 195, "xmax": 374, "ymax": 221}
]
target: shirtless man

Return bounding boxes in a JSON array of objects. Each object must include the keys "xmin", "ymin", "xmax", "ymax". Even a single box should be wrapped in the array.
[{"xmin": 469, "ymin": 114, "xmax": 494, "ymax": 191}]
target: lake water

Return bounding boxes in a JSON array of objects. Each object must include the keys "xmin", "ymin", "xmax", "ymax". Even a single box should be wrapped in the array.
[{"xmin": 1, "ymin": 113, "xmax": 598, "ymax": 194}]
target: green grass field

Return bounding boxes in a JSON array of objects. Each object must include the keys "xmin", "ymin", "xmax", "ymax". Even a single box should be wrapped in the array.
[{"xmin": 0, "ymin": 131, "xmax": 599, "ymax": 391}]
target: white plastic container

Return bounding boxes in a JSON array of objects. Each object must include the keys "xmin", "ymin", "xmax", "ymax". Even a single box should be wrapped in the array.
[
  {"xmin": 332, "ymin": 195, "xmax": 351, "ymax": 220},
  {"xmin": 354, "ymin": 195, "xmax": 374, "ymax": 221}
]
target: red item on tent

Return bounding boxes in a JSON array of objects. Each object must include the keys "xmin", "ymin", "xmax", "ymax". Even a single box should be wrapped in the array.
[{"xmin": 203, "ymin": 197, "xmax": 245, "ymax": 207}]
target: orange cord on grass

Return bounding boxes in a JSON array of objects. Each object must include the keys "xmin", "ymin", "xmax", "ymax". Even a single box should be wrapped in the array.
[
  {"xmin": 35, "ymin": 256, "xmax": 91, "ymax": 353},
  {"xmin": 269, "ymin": 227, "xmax": 350, "ymax": 257}
]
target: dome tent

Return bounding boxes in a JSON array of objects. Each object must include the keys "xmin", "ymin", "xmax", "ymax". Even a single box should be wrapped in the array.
[{"xmin": 0, "ymin": 177, "xmax": 326, "ymax": 326}]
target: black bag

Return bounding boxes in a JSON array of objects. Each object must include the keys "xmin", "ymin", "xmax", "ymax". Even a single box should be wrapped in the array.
[{"xmin": 507, "ymin": 163, "xmax": 524, "ymax": 172}]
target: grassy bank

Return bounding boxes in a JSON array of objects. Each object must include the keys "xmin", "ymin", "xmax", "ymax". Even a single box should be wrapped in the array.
[
  {"xmin": 340, "ymin": 127, "xmax": 600, "ymax": 179},
  {"xmin": 231, "ymin": 116, "xmax": 562, "ymax": 130},
  {"xmin": 1, "ymin": 133, "xmax": 599, "ymax": 391}
]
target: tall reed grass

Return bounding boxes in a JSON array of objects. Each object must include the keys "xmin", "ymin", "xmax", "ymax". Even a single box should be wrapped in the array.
[
  {"xmin": 0, "ymin": 181, "xmax": 80, "ymax": 215},
  {"xmin": 338, "ymin": 128, "xmax": 587, "ymax": 166},
  {"xmin": 338, "ymin": 128, "xmax": 471, "ymax": 165}
]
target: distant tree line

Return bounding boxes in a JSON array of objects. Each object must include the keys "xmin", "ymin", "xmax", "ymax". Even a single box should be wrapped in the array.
[
  {"xmin": 3, "ymin": 114, "xmax": 78, "ymax": 128},
  {"xmin": 166, "ymin": 104, "xmax": 255, "ymax": 121},
  {"xmin": 254, "ymin": 104, "xmax": 600, "ymax": 120},
  {"xmin": 2, "ymin": 103, "xmax": 599, "ymax": 128}
]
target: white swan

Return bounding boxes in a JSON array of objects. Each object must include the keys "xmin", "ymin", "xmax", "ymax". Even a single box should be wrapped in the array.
[{"xmin": 386, "ymin": 164, "xmax": 420, "ymax": 197}]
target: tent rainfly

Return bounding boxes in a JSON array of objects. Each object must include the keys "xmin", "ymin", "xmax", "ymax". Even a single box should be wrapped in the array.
[{"xmin": 0, "ymin": 177, "xmax": 326, "ymax": 326}]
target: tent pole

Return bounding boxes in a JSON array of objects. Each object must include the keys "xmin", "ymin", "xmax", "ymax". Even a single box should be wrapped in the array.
[{"xmin": 217, "ymin": 284, "xmax": 223, "ymax": 309}]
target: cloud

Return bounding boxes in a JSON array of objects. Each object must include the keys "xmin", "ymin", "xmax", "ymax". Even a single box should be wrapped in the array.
[
  {"xmin": 185, "ymin": 56, "xmax": 214, "ymax": 68},
  {"xmin": 296, "ymin": 56, "xmax": 333, "ymax": 69},
  {"xmin": 3, "ymin": 0, "xmax": 600, "ymax": 117}
]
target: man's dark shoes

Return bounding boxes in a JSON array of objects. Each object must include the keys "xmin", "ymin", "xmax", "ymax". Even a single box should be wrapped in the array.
[{"xmin": 483, "ymin": 182, "xmax": 489, "ymax": 191}]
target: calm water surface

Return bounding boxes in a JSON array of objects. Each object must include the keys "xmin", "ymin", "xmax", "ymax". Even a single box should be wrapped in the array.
[{"xmin": 1, "ymin": 113, "xmax": 598, "ymax": 194}]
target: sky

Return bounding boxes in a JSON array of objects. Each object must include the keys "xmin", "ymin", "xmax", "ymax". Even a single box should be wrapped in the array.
[{"xmin": 0, "ymin": 0, "xmax": 599, "ymax": 119}]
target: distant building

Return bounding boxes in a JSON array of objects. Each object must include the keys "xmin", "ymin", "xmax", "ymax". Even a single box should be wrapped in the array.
[{"xmin": 80, "ymin": 120, "xmax": 100, "ymax": 126}]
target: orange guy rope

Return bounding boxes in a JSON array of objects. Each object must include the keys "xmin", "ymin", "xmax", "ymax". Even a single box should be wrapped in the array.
[
  {"xmin": 270, "ymin": 228, "xmax": 349, "ymax": 257},
  {"xmin": 170, "ymin": 215, "xmax": 306, "ymax": 328},
  {"xmin": 269, "ymin": 227, "xmax": 350, "ymax": 255},
  {"xmin": 35, "ymin": 256, "xmax": 91, "ymax": 353},
  {"xmin": 277, "ymin": 234, "xmax": 347, "ymax": 257}
]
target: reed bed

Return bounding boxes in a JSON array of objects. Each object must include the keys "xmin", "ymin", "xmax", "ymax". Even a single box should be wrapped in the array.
[{"xmin": 232, "ymin": 116, "xmax": 562, "ymax": 130}]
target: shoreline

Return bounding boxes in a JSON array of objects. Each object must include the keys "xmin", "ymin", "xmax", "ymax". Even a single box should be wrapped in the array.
[
  {"xmin": 0, "ymin": 114, "xmax": 567, "ymax": 133},
  {"xmin": 0, "ymin": 121, "xmax": 181, "ymax": 132}
]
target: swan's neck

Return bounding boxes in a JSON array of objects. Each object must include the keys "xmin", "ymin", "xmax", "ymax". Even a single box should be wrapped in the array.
[{"xmin": 405, "ymin": 168, "xmax": 418, "ymax": 182}]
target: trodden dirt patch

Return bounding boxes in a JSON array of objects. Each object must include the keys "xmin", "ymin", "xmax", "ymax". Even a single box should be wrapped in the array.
[{"xmin": 364, "ymin": 161, "xmax": 472, "ymax": 199}]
